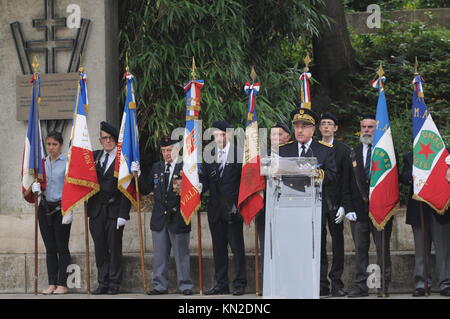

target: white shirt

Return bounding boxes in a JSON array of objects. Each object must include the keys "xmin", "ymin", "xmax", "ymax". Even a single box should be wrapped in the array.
[
  {"xmin": 217, "ymin": 142, "xmax": 231, "ymax": 167},
  {"xmin": 362, "ymin": 143, "xmax": 372, "ymax": 167},
  {"xmin": 297, "ymin": 139, "xmax": 313, "ymax": 157},
  {"xmin": 164, "ymin": 157, "xmax": 178, "ymax": 185},
  {"xmin": 100, "ymin": 147, "xmax": 117, "ymax": 174}
]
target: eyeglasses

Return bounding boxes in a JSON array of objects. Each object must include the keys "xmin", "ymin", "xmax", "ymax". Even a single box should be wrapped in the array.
[
  {"xmin": 320, "ymin": 121, "xmax": 335, "ymax": 127},
  {"xmin": 100, "ymin": 136, "xmax": 114, "ymax": 141}
]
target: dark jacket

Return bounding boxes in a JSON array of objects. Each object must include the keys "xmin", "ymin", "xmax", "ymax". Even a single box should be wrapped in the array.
[
  {"xmin": 400, "ymin": 150, "xmax": 450, "ymax": 226},
  {"xmin": 87, "ymin": 150, "xmax": 131, "ymax": 220},
  {"xmin": 278, "ymin": 139, "xmax": 337, "ymax": 213},
  {"xmin": 332, "ymin": 140, "xmax": 353, "ymax": 213},
  {"xmin": 139, "ymin": 161, "xmax": 191, "ymax": 233},
  {"xmin": 347, "ymin": 144, "xmax": 370, "ymax": 222},
  {"xmin": 201, "ymin": 144, "xmax": 243, "ymax": 224}
]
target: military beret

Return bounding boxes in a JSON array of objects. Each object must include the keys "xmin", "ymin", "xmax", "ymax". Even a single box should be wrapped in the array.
[
  {"xmin": 320, "ymin": 112, "xmax": 339, "ymax": 126},
  {"xmin": 160, "ymin": 135, "xmax": 179, "ymax": 147},
  {"xmin": 290, "ymin": 108, "xmax": 319, "ymax": 126},
  {"xmin": 361, "ymin": 114, "xmax": 376, "ymax": 121},
  {"xmin": 271, "ymin": 121, "xmax": 291, "ymax": 135},
  {"xmin": 100, "ymin": 121, "xmax": 119, "ymax": 141},
  {"xmin": 212, "ymin": 120, "xmax": 232, "ymax": 132}
]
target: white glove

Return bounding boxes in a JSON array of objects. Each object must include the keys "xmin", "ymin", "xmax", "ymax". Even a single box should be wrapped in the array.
[
  {"xmin": 62, "ymin": 211, "xmax": 73, "ymax": 225},
  {"xmin": 117, "ymin": 217, "xmax": 127, "ymax": 229},
  {"xmin": 335, "ymin": 206, "xmax": 345, "ymax": 224},
  {"xmin": 345, "ymin": 212, "xmax": 357, "ymax": 222},
  {"xmin": 32, "ymin": 182, "xmax": 41, "ymax": 194},
  {"xmin": 196, "ymin": 183, "xmax": 203, "ymax": 193},
  {"xmin": 131, "ymin": 161, "xmax": 141, "ymax": 176},
  {"xmin": 446, "ymin": 155, "xmax": 450, "ymax": 165}
]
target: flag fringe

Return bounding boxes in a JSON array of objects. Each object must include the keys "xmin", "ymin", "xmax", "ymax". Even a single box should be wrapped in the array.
[
  {"xmin": 412, "ymin": 194, "xmax": 450, "ymax": 215},
  {"xmin": 117, "ymin": 174, "xmax": 138, "ymax": 209},
  {"xmin": 61, "ymin": 188, "xmax": 99, "ymax": 215},
  {"xmin": 180, "ymin": 201, "xmax": 201, "ymax": 226},
  {"xmin": 369, "ymin": 202, "xmax": 400, "ymax": 231}
]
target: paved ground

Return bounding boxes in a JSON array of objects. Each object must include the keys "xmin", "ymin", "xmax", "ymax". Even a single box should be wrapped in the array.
[{"xmin": 0, "ymin": 293, "xmax": 447, "ymax": 299}]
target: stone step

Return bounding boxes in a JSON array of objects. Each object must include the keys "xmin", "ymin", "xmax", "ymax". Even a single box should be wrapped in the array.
[{"xmin": 0, "ymin": 251, "xmax": 440, "ymax": 294}]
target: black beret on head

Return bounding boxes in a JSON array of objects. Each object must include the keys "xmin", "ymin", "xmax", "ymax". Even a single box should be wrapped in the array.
[
  {"xmin": 320, "ymin": 112, "xmax": 339, "ymax": 126},
  {"xmin": 290, "ymin": 108, "xmax": 320, "ymax": 126},
  {"xmin": 212, "ymin": 120, "xmax": 232, "ymax": 132},
  {"xmin": 361, "ymin": 114, "xmax": 376, "ymax": 121},
  {"xmin": 160, "ymin": 135, "xmax": 179, "ymax": 147},
  {"xmin": 271, "ymin": 121, "xmax": 291, "ymax": 135},
  {"xmin": 100, "ymin": 121, "xmax": 119, "ymax": 141}
]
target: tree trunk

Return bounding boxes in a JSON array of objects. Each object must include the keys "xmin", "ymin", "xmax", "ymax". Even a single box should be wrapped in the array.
[{"xmin": 312, "ymin": 0, "xmax": 358, "ymax": 113}]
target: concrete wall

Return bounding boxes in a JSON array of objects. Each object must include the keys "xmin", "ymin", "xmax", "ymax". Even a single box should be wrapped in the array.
[{"xmin": 346, "ymin": 8, "xmax": 450, "ymax": 34}]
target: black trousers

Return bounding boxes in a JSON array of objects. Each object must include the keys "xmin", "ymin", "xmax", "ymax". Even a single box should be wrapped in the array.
[
  {"xmin": 89, "ymin": 208, "xmax": 124, "ymax": 290},
  {"xmin": 256, "ymin": 210, "xmax": 265, "ymax": 277},
  {"xmin": 38, "ymin": 203, "xmax": 71, "ymax": 286},
  {"xmin": 350, "ymin": 218, "xmax": 393, "ymax": 292},
  {"xmin": 208, "ymin": 214, "xmax": 247, "ymax": 290},
  {"xmin": 320, "ymin": 210, "xmax": 345, "ymax": 291}
]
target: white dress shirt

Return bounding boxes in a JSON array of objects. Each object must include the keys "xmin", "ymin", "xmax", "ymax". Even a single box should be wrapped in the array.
[
  {"xmin": 297, "ymin": 138, "xmax": 313, "ymax": 157},
  {"xmin": 100, "ymin": 146, "xmax": 117, "ymax": 174},
  {"xmin": 362, "ymin": 143, "xmax": 372, "ymax": 167}
]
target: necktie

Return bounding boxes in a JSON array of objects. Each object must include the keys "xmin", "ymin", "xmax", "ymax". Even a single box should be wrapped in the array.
[
  {"xmin": 101, "ymin": 152, "xmax": 109, "ymax": 175},
  {"xmin": 300, "ymin": 144, "xmax": 307, "ymax": 157},
  {"xmin": 218, "ymin": 150, "xmax": 225, "ymax": 177},
  {"xmin": 364, "ymin": 144, "xmax": 372, "ymax": 179},
  {"xmin": 164, "ymin": 163, "xmax": 171, "ymax": 192}
]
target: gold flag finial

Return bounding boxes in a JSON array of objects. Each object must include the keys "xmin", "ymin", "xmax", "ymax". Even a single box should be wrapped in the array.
[
  {"xmin": 250, "ymin": 67, "xmax": 257, "ymax": 82},
  {"xmin": 414, "ymin": 56, "xmax": 419, "ymax": 75},
  {"xmin": 304, "ymin": 53, "xmax": 312, "ymax": 72},
  {"xmin": 191, "ymin": 57, "xmax": 196, "ymax": 80},
  {"xmin": 32, "ymin": 56, "xmax": 39, "ymax": 73},
  {"xmin": 376, "ymin": 63, "xmax": 384, "ymax": 78}
]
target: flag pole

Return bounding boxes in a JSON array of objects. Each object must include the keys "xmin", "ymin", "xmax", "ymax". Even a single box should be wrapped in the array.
[
  {"xmin": 32, "ymin": 57, "xmax": 40, "ymax": 295},
  {"xmin": 381, "ymin": 229, "xmax": 386, "ymax": 298},
  {"xmin": 190, "ymin": 57, "xmax": 204, "ymax": 295},
  {"xmin": 134, "ymin": 172, "xmax": 148, "ymax": 293},
  {"xmin": 84, "ymin": 202, "xmax": 91, "ymax": 294},
  {"xmin": 254, "ymin": 219, "xmax": 260, "ymax": 296},
  {"xmin": 414, "ymin": 58, "xmax": 429, "ymax": 297}
]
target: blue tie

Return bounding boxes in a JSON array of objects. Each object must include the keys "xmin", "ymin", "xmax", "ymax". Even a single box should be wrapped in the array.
[
  {"xmin": 364, "ymin": 144, "xmax": 372, "ymax": 179},
  {"xmin": 102, "ymin": 153, "xmax": 109, "ymax": 175}
]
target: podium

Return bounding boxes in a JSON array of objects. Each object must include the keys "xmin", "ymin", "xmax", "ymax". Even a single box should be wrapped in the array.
[{"xmin": 261, "ymin": 156, "xmax": 323, "ymax": 299}]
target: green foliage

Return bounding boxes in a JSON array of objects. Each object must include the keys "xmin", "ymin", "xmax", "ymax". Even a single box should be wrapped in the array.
[
  {"xmin": 344, "ymin": 0, "xmax": 449, "ymax": 11},
  {"xmin": 118, "ymin": 0, "xmax": 328, "ymax": 160}
]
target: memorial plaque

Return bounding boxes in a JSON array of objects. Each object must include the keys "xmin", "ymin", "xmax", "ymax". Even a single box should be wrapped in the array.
[{"xmin": 16, "ymin": 72, "xmax": 79, "ymax": 120}]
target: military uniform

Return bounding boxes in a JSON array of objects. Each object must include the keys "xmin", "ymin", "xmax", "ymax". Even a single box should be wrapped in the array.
[{"xmin": 139, "ymin": 153, "xmax": 194, "ymax": 294}]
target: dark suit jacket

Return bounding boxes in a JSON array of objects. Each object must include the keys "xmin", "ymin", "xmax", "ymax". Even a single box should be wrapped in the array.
[
  {"xmin": 139, "ymin": 161, "xmax": 191, "ymax": 233},
  {"xmin": 400, "ymin": 150, "xmax": 450, "ymax": 226},
  {"xmin": 87, "ymin": 150, "xmax": 131, "ymax": 220},
  {"xmin": 278, "ymin": 139, "xmax": 337, "ymax": 213},
  {"xmin": 348, "ymin": 144, "xmax": 370, "ymax": 222},
  {"xmin": 333, "ymin": 140, "xmax": 353, "ymax": 213},
  {"xmin": 201, "ymin": 144, "xmax": 243, "ymax": 224}
]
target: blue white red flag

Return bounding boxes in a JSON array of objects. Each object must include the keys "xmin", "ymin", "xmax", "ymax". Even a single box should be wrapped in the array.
[
  {"xmin": 180, "ymin": 79, "xmax": 204, "ymax": 224},
  {"xmin": 22, "ymin": 72, "xmax": 46, "ymax": 203},
  {"xmin": 61, "ymin": 70, "xmax": 99, "ymax": 214},
  {"xmin": 238, "ymin": 81, "xmax": 265, "ymax": 225},
  {"xmin": 369, "ymin": 75, "xmax": 400, "ymax": 230},
  {"xmin": 411, "ymin": 75, "xmax": 450, "ymax": 213},
  {"xmin": 115, "ymin": 72, "xmax": 140, "ymax": 208}
]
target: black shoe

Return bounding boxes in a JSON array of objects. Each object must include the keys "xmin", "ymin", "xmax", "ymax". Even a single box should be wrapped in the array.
[
  {"xmin": 377, "ymin": 289, "xmax": 390, "ymax": 297},
  {"xmin": 107, "ymin": 287, "xmax": 120, "ymax": 295},
  {"xmin": 232, "ymin": 287, "xmax": 245, "ymax": 296},
  {"xmin": 182, "ymin": 289, "xmax": 193, "ymax": 296},
  {"xmin": 440, "ymin": 287, "xmax": 450, "ymax": 296},
  {"xmin": 91, "ymin": 286, "xmax": 109, "ymax": 295},
  {"xmin": 331, "ymin": 288, "xmax": 347, "ymax": 297},
  {"xmin": 205, "ymin": 286, "xmax": 230, "ymax": 295},
  {"xmin": 412, "ymin": 288, "xmax": 426, "ymax": 297},
  {"xmin": 347, "ymin": 289, "xmax": 369, "ymax": 298},
  {"xmin": 147, "ymin": 288, "xmax": 168, "ymax": 295},
  {"xmin": 320, "ymin": 288, "xmax": 330, "ymax": 297}
]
